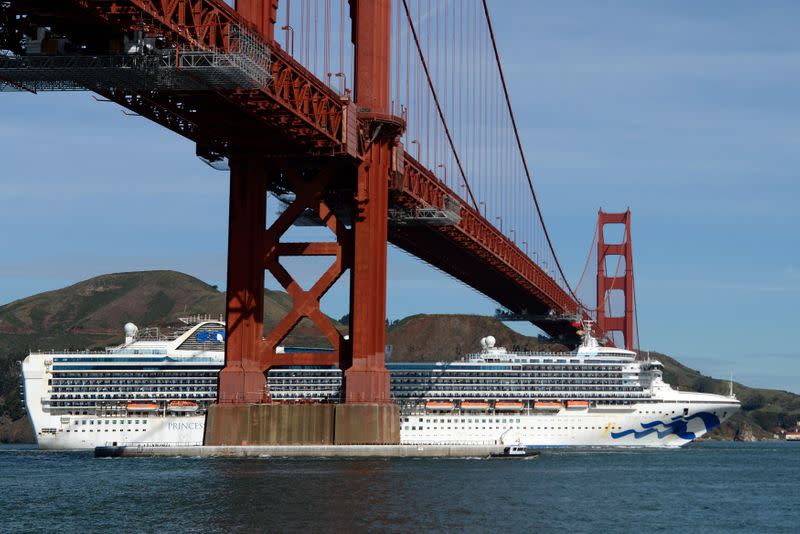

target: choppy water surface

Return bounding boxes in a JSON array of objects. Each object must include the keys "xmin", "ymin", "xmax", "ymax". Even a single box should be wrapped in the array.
[{"xmin": 1, "ymin": 442, "xmax": 797, "ymax": 533}]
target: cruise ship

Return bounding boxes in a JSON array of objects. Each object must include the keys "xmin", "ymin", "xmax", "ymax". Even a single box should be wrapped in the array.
[{"xmin": 21, "ymin": 319, "xmax": 739, "ymax": 449}]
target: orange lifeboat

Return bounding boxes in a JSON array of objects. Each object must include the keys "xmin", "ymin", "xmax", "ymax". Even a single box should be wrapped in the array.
[
  {"xmin": 167, "ymin": 400, "xmax": 199, "ymax": 413},
  {"xmin": 126, "ymin": 402, "xmax": 159, "ymax": 412},
  {"xmin": 425, "ymin": 401, "xmax": 455, "ymax": 411},
  {"xmin": 461, "ymin": 401, "xmax": 490, "ymax": 411},
  {"xmin": 495, "ymin": 401, "xmax": 525, "ymax": 411},
  {"xmin": 534, "ymin": 401, "xmax": 563, "ymax": 412},
  {"xmin": 566, "ymin": 400, "xmax": 590, "ymax": 409}
]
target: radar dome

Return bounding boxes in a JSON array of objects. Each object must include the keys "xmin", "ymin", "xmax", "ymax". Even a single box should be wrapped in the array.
[
  {"xmin": 124, "ymin": 322, "xmax": 138, "ymax": 344},
  {"xmin": 124, "ymin": 323, "xmax": 138, "ymax": 337},
  {"xmin": 485, "ymin": 335, "xmax": 496, "ymax": 348},
  {"xmin": 480, "ymin": 337, "xmax": 488, "ymax": 349}
]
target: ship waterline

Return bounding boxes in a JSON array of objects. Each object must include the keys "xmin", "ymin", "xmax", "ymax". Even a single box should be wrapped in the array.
[{"xmin": 21, "ymin": 320, "xmax": 739, "ymax": 449}]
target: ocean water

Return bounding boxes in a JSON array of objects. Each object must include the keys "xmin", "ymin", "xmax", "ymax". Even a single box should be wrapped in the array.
[{"xmin": 0, "ymin": 442, "xmax": 797, "ymax": 533}]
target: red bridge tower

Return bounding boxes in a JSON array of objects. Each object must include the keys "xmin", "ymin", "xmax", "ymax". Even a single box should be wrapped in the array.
[
  {"xmin": 596, "ymin": 209, "xmax": 635, "ymax": 350},
  {"xmin": 206, "ymin": 0, "xmax": 401, "ymax": 445}
]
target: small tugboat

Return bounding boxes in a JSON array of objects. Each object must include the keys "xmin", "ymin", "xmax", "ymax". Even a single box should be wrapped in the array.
[{"xmin": 490, "ymin": 444, "xmax": 540, "ymax": 459}]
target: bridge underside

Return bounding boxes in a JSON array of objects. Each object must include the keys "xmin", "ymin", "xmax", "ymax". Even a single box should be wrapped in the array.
[
  {"xmin": 1, "ymin": 0, "xmax": 591, "ymax": 444},
  {"xmin": 389, "ymin": 227, "xmax": 579, "ymax": 343}
]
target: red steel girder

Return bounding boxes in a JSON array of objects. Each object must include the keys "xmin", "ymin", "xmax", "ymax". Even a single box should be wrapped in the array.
[
  {"xmin": 12, "ymin": 0, "xmax": 347, "ymax": 151},
  {"xmin": 75, "ymin": 0, "xmax": 237, "ymax": 50},
  {"xmin": 219, "ymin": 155, "xmax": 352, "ymax": 404},
  {"xmin": 392, "ymin": 154, "xmax": 582, "ymax": 326},
  {"xmin": 260, "ymin": 165, "xmax": 352, "ymax": 369}
]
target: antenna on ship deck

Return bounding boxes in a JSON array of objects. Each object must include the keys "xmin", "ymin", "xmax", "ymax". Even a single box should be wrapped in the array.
[{"xmin": 728, "ymin": 373, "xmax": 735, "ymax": 399}]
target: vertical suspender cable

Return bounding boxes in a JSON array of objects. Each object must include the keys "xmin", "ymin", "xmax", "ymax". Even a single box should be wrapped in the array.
[
  {"xmin": 481, "ymin": 0, "xmax": 583, "ymax": 308},
  {"xmin": 401, "ymin": 0, "xmax": 479, "ymax": 210}
]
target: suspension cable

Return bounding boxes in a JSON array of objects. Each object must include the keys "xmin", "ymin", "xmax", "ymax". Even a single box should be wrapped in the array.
[
  {"xmin": 400, "ymin": 0, "xmax": 479, "ymax": 210},
  {"xmin": 480, "ymin": 0, "xmax": 585, "ymax": 309},
  {"xmin": 574, "ymin": 220, "xmax": 598, "ymax": 300}
]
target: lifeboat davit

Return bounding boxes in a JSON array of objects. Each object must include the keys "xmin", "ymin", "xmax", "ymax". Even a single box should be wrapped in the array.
[
  {"xmin": 425, "ymin": 401, "xmax": 455, "ymax": 411},
  {"xmin": 461, "ymin": 401, "xmax": 490, "ymax": 411},
  {"xmin": 167, "ymin": 400, "xmax": 199, "ymax": 413},
  {"xmin": 566, "ymin": 400, "xmax": 590, "ymax": 409},
  {"xmin": 534, "ymin": 401, "xmax": 563, "ymax": 412},
  {"xmin": 495, "ymin": 401, "xmax": 525, "ymax": 411},
  {"xmin": 126, "ymin": 402, "xmax": 159, "ymax": 412}
]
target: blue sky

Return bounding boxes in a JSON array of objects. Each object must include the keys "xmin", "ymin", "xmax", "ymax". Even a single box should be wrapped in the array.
[{"xmin": 1, "ymin": 1, "xmax": 798, "ymax": 393}]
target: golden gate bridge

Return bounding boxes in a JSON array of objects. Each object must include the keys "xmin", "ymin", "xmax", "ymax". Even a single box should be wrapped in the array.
[{"xmin": 0, "ymin": 0, "xmax": 637, "ymax": 444}]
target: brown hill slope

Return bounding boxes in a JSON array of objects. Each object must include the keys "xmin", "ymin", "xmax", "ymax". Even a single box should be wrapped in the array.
[
  {"xmin": 387, "ymin": 314, "xmax": 567, "ymax": 361},
  {"xmin": 0, "ymin": 270, "xmax": 341, "ymax": 354}
]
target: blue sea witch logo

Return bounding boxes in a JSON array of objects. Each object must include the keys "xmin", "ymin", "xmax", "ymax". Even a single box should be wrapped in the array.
[
  {"xmin": 611, "ymin": 412, "xmax": 720, "ymax": 441},
  {"xmin": 195, "ymin": 330, "xmax": 225, "ymax": 343}
]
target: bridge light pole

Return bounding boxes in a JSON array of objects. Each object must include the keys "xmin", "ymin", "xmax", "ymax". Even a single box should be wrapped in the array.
[
  {"xmin": 437, "ymin": 163, "xmax": 448, "ymax": 183},
  {"xmin": 496, "ymin": 216, "xmax": 503, "ymax": 233},
  {"xmin": 510, "ymin": 228, "xmax": 516, "ymax": 243},
  {"xmin": 410, "ymin": 139, "xmax": 420, "ymax": 159},
  {"xmin": 334, "ymin": 72, "xmax": 348, "ymax": 96},
  {"xmin": 479, "ymin": 200, "xmax": 486, "ymax": 217},
  {"xmin": 281, "ymin": 25, "xmax": 294, "ymax": 55},
  {"xmin": 523, "ymin": 241, "xmax": 528, "ymax": 255}
]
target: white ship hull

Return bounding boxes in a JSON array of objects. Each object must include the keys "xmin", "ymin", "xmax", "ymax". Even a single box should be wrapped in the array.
[
  {"xmin": 399, "ymin": 399, "xmax": 736, "ymax": 448},
  {"xmin": 30, "ymin": 399, "xmax": 732, "ymax": 450},
  {"xmin": 35, "ymin": 414, "xmax": 206, "ymax": 450}
]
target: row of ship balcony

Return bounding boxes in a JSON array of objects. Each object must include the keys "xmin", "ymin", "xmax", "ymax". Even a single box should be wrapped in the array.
[
  {"xmin": 393, "ymin": 390, "xmax": 649, "ymax": 399},
  {"xmin": 44, "ymin": 392, "xmax": 215, "ymax": 403},
  {"xmin": 50, "ymin": 381, "xmax": 217, "ymax": 393},
  {"xmin": 268, "ymin": 379, "xmax": 642, "ymax": 387},
  {"xmin": 391, "ymin": 367, "xmax": 632, "ymax": 375},
  {"xmin": 50, "ymin": 373, "xmax": 217, "ymax": 386},
  {"xmin": 392, "ymin": 384, "xmax": 643, "ymax": 392},
  {"xmin": 391, "ymin": 378, "xmax": 636, "ymax": 386},
  {"xmin": 50, "ymin": 371, "xmax": 219, "ymax": 378},
  {"xmin": 49, "ymin": 388, "xmax": 215, "ymax": 396}
]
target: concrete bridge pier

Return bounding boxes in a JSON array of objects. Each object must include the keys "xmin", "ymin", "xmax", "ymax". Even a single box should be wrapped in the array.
[{"xmin": 204, "ymin": 404, "xmax": 399, "ymax": 445}]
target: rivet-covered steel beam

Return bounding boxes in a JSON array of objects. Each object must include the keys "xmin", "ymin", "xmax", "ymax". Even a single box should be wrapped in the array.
[
  {"xmin": 13, "ymin": 0, "xmax": 347, "ymax": 149},
  {"xmin": 393, "ymin": 154, "xmax": 584, "ymax": 325}
]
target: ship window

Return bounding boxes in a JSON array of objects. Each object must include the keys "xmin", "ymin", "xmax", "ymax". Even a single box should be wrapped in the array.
[{"xmin": 683, "ymin": 408, "xmax": 689, "ymax": 416}]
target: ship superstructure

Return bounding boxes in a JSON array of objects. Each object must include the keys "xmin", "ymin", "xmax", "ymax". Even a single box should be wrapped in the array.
[
  {"xmin": 21, "ymin": 319, "xmax": 225, "ymax": 449},
  {"xmin": 271, "ymin": 332, "xmax": 741, "ymax": 447},
  {"xmin": 22, "ymin": 321, "xmax": 740, "ymax": 449}
]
